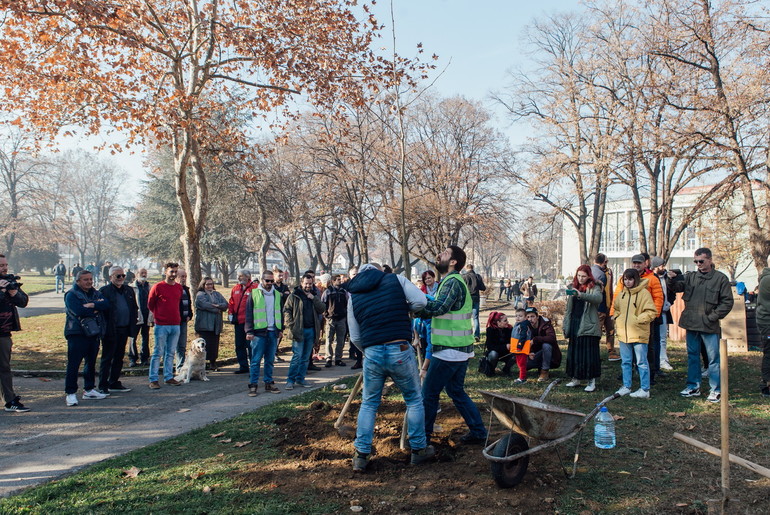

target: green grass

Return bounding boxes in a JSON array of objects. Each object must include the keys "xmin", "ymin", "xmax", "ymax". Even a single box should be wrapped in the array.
[
  {"xmin": 14, "ymin": 313, "xmax": 237, "ymax": 370},
  {"xmin": 2, "ymin": 338, "xmax": 769, "ymax": 514},
  {"xmin": 0, "ymin": 387, "xmax": 351, "ymax": 514},
  {"xmin": 15, "ymin": 274, "xmax": 57, "ymax": 294}
]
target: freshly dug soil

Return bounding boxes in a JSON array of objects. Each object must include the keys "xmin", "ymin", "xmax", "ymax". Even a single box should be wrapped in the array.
[{"xmin": 233, "ymin": 398, "xmax": 566, "ymax": 514}]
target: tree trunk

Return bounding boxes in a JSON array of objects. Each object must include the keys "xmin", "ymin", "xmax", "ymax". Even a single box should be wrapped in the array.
[{"xmin": 173, "ymin": 128, "xmax": 208, "ymax": 289}]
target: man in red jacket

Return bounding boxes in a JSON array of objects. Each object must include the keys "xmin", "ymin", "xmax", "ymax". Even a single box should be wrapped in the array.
[
  {"xmin": 228, "ymin": 270, "xmax": 258, "ymax": 374},
  {"xmin": 147, "ymin": 262, "xmax": 183, "ymax": 389}
]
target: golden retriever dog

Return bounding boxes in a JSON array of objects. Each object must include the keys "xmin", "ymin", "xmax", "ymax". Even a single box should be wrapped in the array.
[{"xmin": 174, "ymin": 338, "xmax": 209, "ymax": 383}]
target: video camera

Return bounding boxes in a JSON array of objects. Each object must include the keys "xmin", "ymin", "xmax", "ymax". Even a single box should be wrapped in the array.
[{"xmin": 0, "ymin": 273, "xmax": 23, "ymax": 291}]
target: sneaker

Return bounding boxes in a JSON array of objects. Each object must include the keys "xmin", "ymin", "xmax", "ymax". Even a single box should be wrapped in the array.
[
  {"xmin": 275, "ymin": 355, "xmax": 285, "ymax": 362},
  {"xmin": 307, "ymin": 364, "xmax": 322, "ymax": 372},
  {"xmin": 4, "ymin": 398, "xmax": 31, "ymax": 412},
  {"xmin": 149, "ymin": 381, "xmax": 161, "ymax": 390},
  {"xmin": 565, "ymin": 379, "xmax": 581, "ymax": 388},
  {"xmin": 352, "ymin": 451, "xmax": 370, "ymax": 472},
  {"xmin": 66, "ymin": 394, "xmax": 79, "ymax": 406},
  {"xmin": 537, "ymin": 370, "xmax": 549, "ymax": 382},
  {"xmin": 410, "ymin": 445, "xmax": 436, "ymax": 465},
  {"xmin": 285, "ymin": 383, "xmax": 294, "ymax": 390},
  {"xmin": 165, "ymin": 378, "xmax": 182, "ymax": 386},
  {"xmin": 680, "ymin": 387, "xmax": 701, "ymax": 398},
  {"xmin": 96, "ymin": 388, "xmax": 111, "ymax": 395},
  {"xmin": 707, "ymin": 391, "xmax": 721, "ymax": 403},
  {"xmin": 351, "ymin": 361, "xmax": 363, "ymax": 370},
  {"xmin": 108, "ymin": 382, "xmax": 132, "ymax": 392},
  {"xmin": 615, "ymin": 386, "xmax": 632, "ymax": 396},
  {"xmin": 584, "ymin": 380, "xmax": 596, "ymax": 393},
  {"xmin": 629, "ymin": 388, "xmax": 650, "ymax": 399},
  {"xmin": 298, "ymin": 382, "xmax": 313, "ymax": 388},
  {"xmin": 324, "ymin": 360, "xmax": 333, "ymax": 368},
  {"xmin": 512, "ymin": 378, "xmax": 527, "ymax": 385},
  {"xmin": 82, "ymin": 389, "xmax": 109, "ymax": 400},
  {"xmin": 660, "ymin": 361, "xmax": 674, "ymax": 371},
  {"xmin": 335, "ymin": 360, "xmax": 347, "ymax": 367},
  {"xmin": 607, "ymin": 352, "xmax": 621, "ymax": 362},
  {"xmin": 264, "ymin": 383, "xmax": 281, "ymax": 394},
  {"xmin": 459, "ymin": 433, "xmax": 487, "ymax": 445},
  {"xmin": 761, "ymin": 386, "xmax": 770, "ymax": 398}
]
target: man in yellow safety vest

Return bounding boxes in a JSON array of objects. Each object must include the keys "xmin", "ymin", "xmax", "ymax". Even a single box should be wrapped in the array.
[
  {"xmin": 418, "ymin": 245, "xmax": 487, "ymax": 445},
  {"xmin": 245, "ymin": 270, "xmax": 283, "ymax": 396}
]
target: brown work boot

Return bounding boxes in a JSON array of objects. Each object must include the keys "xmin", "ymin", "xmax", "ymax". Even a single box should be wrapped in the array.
[
  {"xmin": 165, "ymin": 378, "xmax": 182, "ymax": 386},
  {"xmin": 537, "ymin": 369, "xmax": 549, "ymax": 382},
  {"xmin": 607, "ymin": 349, "xmax": 621, "ymax": 362}
]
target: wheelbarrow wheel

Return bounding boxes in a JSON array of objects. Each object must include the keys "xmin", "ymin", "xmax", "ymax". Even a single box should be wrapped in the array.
[{"xmin": 490, "ymin": 433, "xmax": 529, "ymax": 488}]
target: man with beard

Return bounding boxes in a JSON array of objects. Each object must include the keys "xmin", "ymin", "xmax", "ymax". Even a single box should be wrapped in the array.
[
  {"xmin": 283, "ymin": 274, "xmax": 325, "ymax": 389},
  {"xmin": 418, "ymin": 246, "xmax": 487, "ymax": 445}
]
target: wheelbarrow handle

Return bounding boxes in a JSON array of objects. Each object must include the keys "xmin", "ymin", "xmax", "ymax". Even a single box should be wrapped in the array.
[
  {"xmin": 581, "ymin": 392, "xmax": 621, "ymax": 426},
  {"xmin": 538, "ymin": 378, "xmax": 562, "ymax": 402}
]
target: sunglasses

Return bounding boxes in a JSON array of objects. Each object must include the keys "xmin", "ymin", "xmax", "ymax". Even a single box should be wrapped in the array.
[
  {"xmin": 693, "ymin": 259, "xmax": 707, "ymax": 264},
  {"xmin": 115, "ymin": 274, "xmax": 126, "ymax": 278},
  {"xmin": 262, "ymin": 279, "xmax": 274, "ymax": 283}
]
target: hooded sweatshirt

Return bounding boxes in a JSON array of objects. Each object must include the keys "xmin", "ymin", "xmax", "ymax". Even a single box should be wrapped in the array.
[
  {"xmin": 756, "ymin": 267, "xmax": 770, "ymax": 335},
  {"xmin": 612, "ymin": 278, "xmax": 659, "ymax": 344}
]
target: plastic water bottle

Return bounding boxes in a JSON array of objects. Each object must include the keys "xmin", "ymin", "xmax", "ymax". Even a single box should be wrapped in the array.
[{"xmin": 594, "ymin": 406, "xmax": 616, "ymax": 449}]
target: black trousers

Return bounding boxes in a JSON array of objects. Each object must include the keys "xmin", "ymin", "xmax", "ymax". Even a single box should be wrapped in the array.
[
  {"xmin": 128, "ymin": 323, "xmax": 150, "ymax": 363},
  {"xmin": 99, "ymin": 326, "xmax": 130, "ymax": 390}
]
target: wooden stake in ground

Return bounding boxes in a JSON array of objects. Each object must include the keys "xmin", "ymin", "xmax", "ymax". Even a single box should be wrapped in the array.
[{"xmin": 719, "ymin": 338, "xmax": 730, "ymax": 510}]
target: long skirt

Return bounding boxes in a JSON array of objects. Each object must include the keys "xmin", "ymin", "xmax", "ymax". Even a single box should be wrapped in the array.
[{"xmin": 566, "ymin": 335, "xmax": 601, "ymax": 380}]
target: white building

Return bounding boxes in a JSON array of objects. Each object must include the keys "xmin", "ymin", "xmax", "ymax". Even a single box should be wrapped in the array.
[{"xmin": 561, "ymin": 185, "xmax": 762, "ymax": 288}]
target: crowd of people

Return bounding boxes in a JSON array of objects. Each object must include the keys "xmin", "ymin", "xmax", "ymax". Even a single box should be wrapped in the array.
[
  {"xmin": 482, "ymin": 249, "xmax": 770, "ymax": 403},
  {"xmin": 1, "ymin": 247, "xmax": 769, "ymax": 477}
]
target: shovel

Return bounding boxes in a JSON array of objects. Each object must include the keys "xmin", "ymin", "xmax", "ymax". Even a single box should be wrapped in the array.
[{"xmin": 334, "ymin": 373, "xmax": 364, "ymax": 439}]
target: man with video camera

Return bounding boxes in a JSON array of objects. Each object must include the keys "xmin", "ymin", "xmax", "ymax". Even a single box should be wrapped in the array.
[{"xmin": 0, "ymin": 254, "xmax": 30, "ymax": 412}]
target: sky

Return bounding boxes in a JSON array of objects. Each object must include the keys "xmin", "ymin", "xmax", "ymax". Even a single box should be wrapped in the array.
[{"xmin": 62, "ymin": 0, "xmax": 578, "ymax": 192}]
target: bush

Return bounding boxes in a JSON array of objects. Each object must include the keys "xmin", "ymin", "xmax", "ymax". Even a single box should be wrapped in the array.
[{"xmin": 535, "ymin": 298, "xmax": 566, "ymax": 329}]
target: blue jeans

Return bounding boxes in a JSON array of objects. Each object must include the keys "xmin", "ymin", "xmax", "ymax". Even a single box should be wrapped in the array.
[
  {"xmin": 150, "ymin": 325, "xmax": 180, "ymax": 382},
  {"xmin": 175, "ymin": 321, "xmax": 188, "ymax": 369},
  {"xmin": 422, "ymin": 357, "xmax": 486, "ymax": 439},
  {"xmin": 686, "ymin": 331, "xmax": 720, "ymax": 392},
  {"xmin": 471, "ymin": 297, "xmax": 481, "ymax": 340},
  {"xmin": 55, "ymin": 275, "xmax": 65, "ymax": 293},
  {"xmin": 286, "ymin": 327, "xmax": 314, "ymax": 385},
  {"xmin": 355, "ymin": 342, "xmax": 426, "ymax": 454},
  {"xmin": 65, "ymin": 335, "xmax": 99, "ymax": 394},
  {"xmin": 250, "ymin": 330, "xmax": 278, "ymax": 385},
  {"xmin": 620, "ymin": 341, "xmax": 650, "ymax": 391}
]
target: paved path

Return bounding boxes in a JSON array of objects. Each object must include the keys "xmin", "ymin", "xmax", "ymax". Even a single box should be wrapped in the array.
[
  {"xmin": 19, "ymin": 290, "xmax": 65, "ymax": 318},
  {"xmin": 0, "ymin": 360, "xmax": 357, "ymax": 498}
]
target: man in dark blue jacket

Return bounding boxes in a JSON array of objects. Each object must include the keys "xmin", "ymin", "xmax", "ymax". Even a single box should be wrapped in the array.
[
  {"xmin": 347, "ymin": 263, "xmax": 431, "ymax": 472},
  {"xmin": 64, "ymin": 270, "xmax": 110, "ymax": 406}
]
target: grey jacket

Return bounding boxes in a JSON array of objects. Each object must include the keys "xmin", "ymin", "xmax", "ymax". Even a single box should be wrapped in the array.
[
  {"xmin": 668, "ymin": 267, "xmax": 734, "ymax": 334},
  {"xmin": 194, "ymin": 290, "xmax": 228, "ymax": 335}
]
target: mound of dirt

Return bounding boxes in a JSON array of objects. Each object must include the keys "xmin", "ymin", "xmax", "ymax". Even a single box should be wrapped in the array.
[{"xmin": 233, "ymin": 399, "xmax": 565, "ymax": 513}]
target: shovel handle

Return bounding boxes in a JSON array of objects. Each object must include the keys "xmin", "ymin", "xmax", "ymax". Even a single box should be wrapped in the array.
[{"xmin": 334, "ymin": 373, "xmax": 363, "ymax": 429}]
